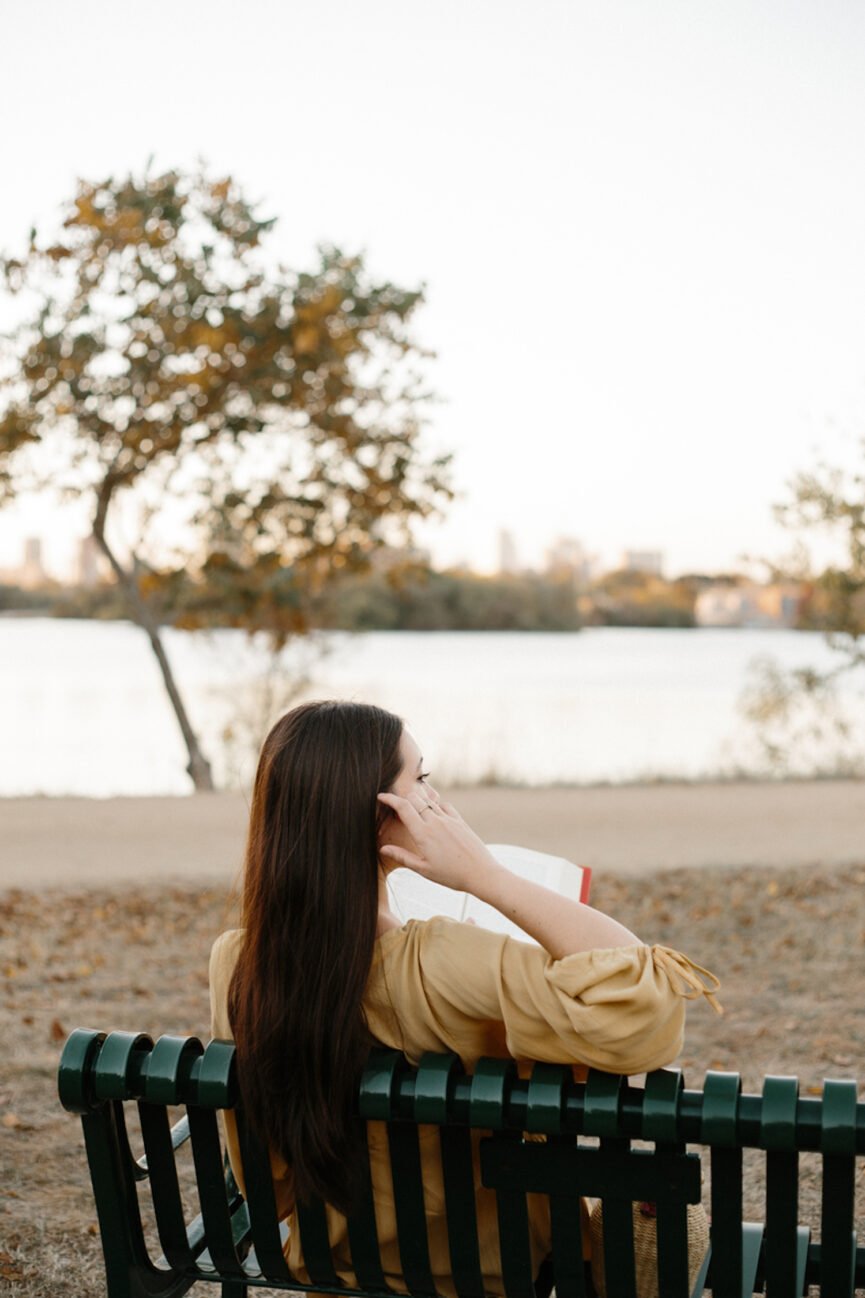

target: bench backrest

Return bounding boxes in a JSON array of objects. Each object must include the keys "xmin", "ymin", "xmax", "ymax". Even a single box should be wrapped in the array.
[{"xmin": 59, "ymin": 1028, "xmax": 865, "ymax": 1298}]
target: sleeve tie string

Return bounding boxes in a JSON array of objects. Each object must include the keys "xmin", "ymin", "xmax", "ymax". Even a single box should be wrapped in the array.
[{"xmin": 651, "ymin": 945, "xmax": 724, "ymax": 1016}]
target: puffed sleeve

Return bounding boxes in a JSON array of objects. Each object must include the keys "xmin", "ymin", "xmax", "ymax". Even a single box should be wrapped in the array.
[
  {"xmin": 209, "ymin": 928, "xmax": 242, "ymax": 1041},
  {"xmin": 376, "ymin": 918, "xmax": 720, "ymax": 1076}
]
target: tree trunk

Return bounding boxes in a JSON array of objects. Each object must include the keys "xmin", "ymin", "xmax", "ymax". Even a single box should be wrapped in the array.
[{"xmin": 93, "ymin": 492, "xmax": 215, "ymax": 792}]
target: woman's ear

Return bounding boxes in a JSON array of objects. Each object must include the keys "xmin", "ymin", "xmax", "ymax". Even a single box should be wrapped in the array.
[{"xmin": 375, "ymin": 805, "xmax": 392, "ymax": 856}]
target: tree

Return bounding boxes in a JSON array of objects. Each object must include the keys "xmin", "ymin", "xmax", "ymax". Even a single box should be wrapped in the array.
[
  {"xmin": 316, "ymin": 565, "xmax": 583, "ymax": 631},
  {"xmin": 774, "ymin": 450, "xmax": 865, "ymax": 646},
  {"xmin": 0, "ymin": 166, "xmax": 451, "ymax": 788},
  {"xmin": 742, "ymin": 441, "xmax": 865, "ymax": 775},
  {"xmin": 586, "ymin": 569, "xmax": 695, "ymax": 627}
]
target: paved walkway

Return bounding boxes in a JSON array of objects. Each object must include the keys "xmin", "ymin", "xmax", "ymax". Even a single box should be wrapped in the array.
[{"xmin": 2, "ymin": 779, "xmax": 862, "ymax": 889}]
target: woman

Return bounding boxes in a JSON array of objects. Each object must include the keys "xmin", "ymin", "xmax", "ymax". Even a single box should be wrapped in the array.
[{"xmin": 210, "ymin": 699, "xmax": 719, "ymax": 1296}]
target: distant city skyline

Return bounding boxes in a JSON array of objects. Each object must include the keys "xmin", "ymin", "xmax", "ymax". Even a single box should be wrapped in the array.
[
  {"xmin": 2, "ymin": 1, "xmax": 864, "ymax": 583},
  {"xmin": 0, "ymin": 527, "xmax": 816, "ymax": 636},
  {"xmin": 0, "ymin": 523, "xmax": 779, "ymax": 587}
]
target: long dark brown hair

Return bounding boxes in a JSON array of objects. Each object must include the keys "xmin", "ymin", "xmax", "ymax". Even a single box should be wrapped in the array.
[{"xmin": 228, "ymin": 699, "xmax": 404, "ymax": 1212}]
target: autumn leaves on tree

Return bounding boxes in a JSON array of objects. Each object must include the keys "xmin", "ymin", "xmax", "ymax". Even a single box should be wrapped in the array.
[{"xmin": 0, "ymin": 166, "xmax": 451, "ymax": 788}]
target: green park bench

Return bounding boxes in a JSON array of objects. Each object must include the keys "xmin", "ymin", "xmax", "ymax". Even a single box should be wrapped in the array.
[{"xmin": 58, "ymin": 1028, "xmax": 864, "ymax": 1298}]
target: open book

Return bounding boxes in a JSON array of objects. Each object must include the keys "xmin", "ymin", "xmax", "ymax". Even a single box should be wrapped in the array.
[{"xmin": 386, "ymin": 844, "xmax": 592, "ymax": 946}]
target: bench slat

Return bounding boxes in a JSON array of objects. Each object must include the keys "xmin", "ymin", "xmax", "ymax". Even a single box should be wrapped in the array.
[
  {"xmin": 346, "ymin": 1123, "xmax": 389, "ymax": 1291},
  {"xmin": 794, "ymin": 1225, "xmax": 811, "ymax": 1295},
  {"xmin": 80, "ymin": 1103, "xmax": 157, "ymax": 1293},
  {"xmin": 296, "ymin": 1199, "xmax": 342, "ymax": 1290},
  {"xmin": 526, "ymin": 1073, "xmax": 586, "ymax": 1298},
  {"xmin": 547, "ymin": 1137, "xmax": 589, "ymax": 1298},
  {"xmin": 387, "ymin": 1120, "xmax": 436, "ymax": 1295},
  {"xmin": 489, "ymin": 1135, "xmax": 536, "ymax": 1298},
  {"xmin": 439, "ymin": 1125, "xmax": 486, "ymax": 1298},
  {"xmin": 139, "ymin": 1101, "xmax": 199, "ymax": 1273},
  {"xmin": 233, "ymin": 1110, "xmax": 295, "ymax": 1283},
  {"xmin": 595, "ymin": 1137, "xmax": 637, "ymax": 1298},
  {"xmin": 187, "ymin": 1106, "xmax": 250, "ymax": 1280},
  {"xmin": 819, "ymin": 1078, "xmax": 859, "ymax": 1297},
  {"xmin": 413, "ymin": 1053, "xmax": 485, "ymax": 1298},
  {"xmin": 700, "ymin": 1068, "xmax": 743, "ymax": 1298},
  {"xmin": 764, "ymin": 1148, "xmax": 799, "ymax": 1295},
  {"xmin": 760, "ymin": 1074, "xmax": 800, "ymax": 1298},
  {"xmin": 654, "ymin": 1142, "xmax": 695, "ymax": 1298},
  {"xmin": 706, "ymin": 1145, "xmax": 743, "ymax": 1297},
  {"xmin": 819, "ymin": 1153, "xmax": 856, "ymax": 1297},
  {"xmin": 548, "ymin": 1194, "xmax": 587, "ymax": 1298}
]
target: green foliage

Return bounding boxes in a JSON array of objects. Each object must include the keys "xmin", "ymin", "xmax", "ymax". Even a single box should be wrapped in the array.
[
  {"xmin": 46, "ymin": 563, "xmax": 583, "ymax": 631},
  {"xmin": 585, "ymin": 570, "xmax": 696, "ymax": 628},
  {"xmin": 742, "ymin": 440, "xmax": 865, "ymax": 774},
  {"xmin": 316, "ymin": 566, "xmax": 582, "ymax": 631},
  {"xmin": 794, "ymin": 568, "xmax": 865, "ymax": 632},
  {"xmin": 0, "ymin": 582, "xmax": 53, "ymax": 613},
  {"xmin": 32, "ymin": 564, "xmax": 713, "ymax": 632},
  {"xmin": 773, "ymin": 454, "xmax": 865, "ymax": 645}
]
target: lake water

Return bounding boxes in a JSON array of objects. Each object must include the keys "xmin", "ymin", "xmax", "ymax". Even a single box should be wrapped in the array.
[{"xmin": 1, "ymin": 618, "xmax": 862, "ymax": 796}]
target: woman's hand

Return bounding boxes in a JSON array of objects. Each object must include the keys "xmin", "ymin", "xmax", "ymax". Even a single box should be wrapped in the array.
[
  {"xmin": 378, "ymin": 787, "xmax": 642, "ymax": 957},
  {"xmin": 376, "ymin": 790, "xmax": 503, "ymax": 895}
]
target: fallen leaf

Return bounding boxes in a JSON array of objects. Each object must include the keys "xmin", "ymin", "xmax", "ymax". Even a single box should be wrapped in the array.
[
  {"xmin": 1, "ymin": 1111, "xmax": 35, "ymax": 1132},
  {"xmin": 49, "ymin": 1018, "xmax": 66, "ymax": 1043}
]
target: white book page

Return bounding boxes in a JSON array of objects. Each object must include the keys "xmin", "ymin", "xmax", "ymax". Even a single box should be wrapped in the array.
[{"xmin": 385, "ymin": 844, "xmax": 591, "ymax": 946}]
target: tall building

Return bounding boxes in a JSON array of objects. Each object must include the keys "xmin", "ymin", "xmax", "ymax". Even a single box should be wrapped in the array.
[
  {"xmin": 620, "ymin": 549, "xmax": 664, "ymax": 577},
  {"xmin": 497, "ymin": 529, "xmax": 519, "ymax": 575},
  {"xmin": 544, "ymin": 536, "xmax": 591, "ymax": 583},
  {"xmin": 78, "ymin": 535, "xmax": 105, "ymax": 588},
  {"xmin": 19, "ymin": 537, "xmax": 46, "ymax": 588}
]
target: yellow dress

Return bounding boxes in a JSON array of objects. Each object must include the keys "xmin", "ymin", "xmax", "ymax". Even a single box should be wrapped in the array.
[{"xmin": 209, "ymin": 918, "xmax": 718, "ymax": 1298}]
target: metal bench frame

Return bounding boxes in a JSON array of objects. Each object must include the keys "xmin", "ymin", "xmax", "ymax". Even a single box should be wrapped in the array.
[{"xmin": 58, "ymin": 1028, "xmax": 865, "ymax": 1298}]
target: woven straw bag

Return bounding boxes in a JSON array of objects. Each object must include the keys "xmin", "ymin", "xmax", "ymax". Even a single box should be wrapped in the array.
[{"xmin": 589, "ymin": 1199, "xmax": 709, "ymax": 1298}]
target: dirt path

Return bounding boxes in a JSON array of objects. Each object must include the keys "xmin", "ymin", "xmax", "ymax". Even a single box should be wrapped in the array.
[{"xmin": 3, "ymin": 778, "xmax": 864, "ymax": 889}]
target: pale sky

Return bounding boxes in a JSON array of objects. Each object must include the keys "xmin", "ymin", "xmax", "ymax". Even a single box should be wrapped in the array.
[{"xmin": 2, "ymin": 0, "xmax": 865, "ymax": 579}]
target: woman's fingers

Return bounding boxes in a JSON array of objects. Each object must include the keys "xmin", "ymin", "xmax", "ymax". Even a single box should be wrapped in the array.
[
  {"xmin": 377, "ymin": 791, "xmax": 423, "ymax": 824},
  {"xmin": 380, "ymin": 844, "xmax": 427, "ymax": 870},
  {"xmin": 379, "ymin": 790, "xmax": 445, "ymax": 825}
]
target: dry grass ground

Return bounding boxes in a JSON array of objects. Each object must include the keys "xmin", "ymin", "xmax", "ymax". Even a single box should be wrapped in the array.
[{"xmin": 1, "ymin": 863, "xmax": 864, "ymax": 1296}]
